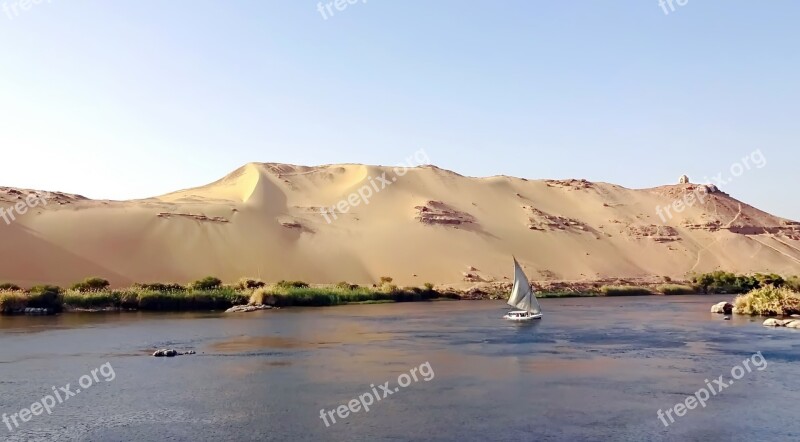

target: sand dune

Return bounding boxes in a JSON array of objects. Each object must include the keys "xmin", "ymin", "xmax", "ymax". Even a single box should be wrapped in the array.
[{"xmin": 1, "ymin": 164, "xmax": 799, "ymax": 288}]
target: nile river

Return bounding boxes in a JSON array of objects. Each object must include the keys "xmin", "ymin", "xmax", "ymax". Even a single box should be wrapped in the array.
[{"xmin": 1, "ymin": 297, "xmax": 798, "ymax": 441}]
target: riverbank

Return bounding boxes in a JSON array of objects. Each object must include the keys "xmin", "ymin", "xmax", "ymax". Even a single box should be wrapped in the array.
[
  {"xmin": 2, "ymin": 271, "xmax": 795, "ymax": 315},
  {"xmin": 0, "ymin": 278, "xmax": 698, "ymax": 314}
]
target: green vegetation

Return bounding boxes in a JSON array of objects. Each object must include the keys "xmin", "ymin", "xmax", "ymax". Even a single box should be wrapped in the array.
[
  {"xmin": 690, "ymin": 271, "xmax": 786, "ymax": 294},
  {"xmin": 0, "ymin": 285, "xmax": 63, "ymax": 313},
  {"xmin": 132, "ymin": 282, "xmax": 186, "ymax": 292},
  {"xmin": 733, "ymin": 286, "xmax": 800, "ymax": 316},
  {"xmin": 251, "ymin": 283, "xmax": 447, "ymax": 307},
  {"xmin": 191, "ymin": 276, "xmax": 223, "ymax": 290},
  {"xmin": 1, "ymin": 276, "xmax": 447, "ymax": 313},
  {"xmin": 71, "ymin": 277, "xmax": 111, "ymax": 292},
  {"xmin": 786, "ymin": 276, "xmax": 800, "ymax": 292},
  {"xmin": 10, "ymin": 271, "xmax": 797, "ymax": 315},
  {"xmin": 0, "ymin": 291, "xmax": 29, "ymax": 313},
  {"xmin": 63, "ymin": 287, "xmax": 247, "ymax": 311},
  {"xmin": 537, "ymin": 289, "xmax": 600, "ymax": 298},
  {"xmin": 236, "ymin": 278, "xmax": 266, "ymax": 290},
  {"xmin": 657, "ymin": 284, "xmax": 698, "ymax": 296},
  {"xmin": 600, "ymin": 286, "xmax": 654, "ymax": 297},
  {"xmin": 275, "ymin": 280, "xmax": 310, "ymax": 289}
]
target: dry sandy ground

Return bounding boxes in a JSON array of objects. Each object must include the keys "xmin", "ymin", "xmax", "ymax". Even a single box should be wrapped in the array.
[{"xmin": 1, "ymin": 163, "xmax": 799, "ymax": 287}]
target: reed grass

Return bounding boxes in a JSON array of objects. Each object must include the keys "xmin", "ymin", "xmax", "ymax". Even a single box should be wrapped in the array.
[
  {"xmin": 657, "ymin": 284, "xmax": 698, "ymax": 296},
  {"xmin": 600, "ymin": 286, "xmax": 654, "ymax": 297},
  {"xmin": 0, "ymin": 291, "xmax": 29, "ymax": 313},
  {"xmin": 537, "ymin": 290, "xmax": 599, "ymax": 298},
  {"xmin": 733, "ymin": 286, "xmax": 800, "ymax": 316},
  {"xmin": 251, "ymin": 285, "xmax": 442, "ymax": 307}
]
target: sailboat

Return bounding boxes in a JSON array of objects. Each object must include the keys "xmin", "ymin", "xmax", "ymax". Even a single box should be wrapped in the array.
[{"xmin": 503, "ymin": 257, "xmax": 543, "ymax": 321}]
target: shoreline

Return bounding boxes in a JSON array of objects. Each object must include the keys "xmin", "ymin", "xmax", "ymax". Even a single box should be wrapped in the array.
[{"xmin": 3, "ymin": 271, "xmax": 795, "ymax": 316}]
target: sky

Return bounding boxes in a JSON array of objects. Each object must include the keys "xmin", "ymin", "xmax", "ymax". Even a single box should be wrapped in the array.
[{"xmin": 0, "ymin": 0, "xmax": 798, "ymax": 219}]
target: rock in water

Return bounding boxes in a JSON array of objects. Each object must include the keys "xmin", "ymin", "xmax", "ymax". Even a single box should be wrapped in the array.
[
  {"xmin": 763, "ymin": 318, "xmax": 787, "ymax": 327},
  {"xmin": 710, "ymin": 302, "xmax": 733, "ymax": 314},
  {"xmin": 784, "ymin": 320, "xmax": 800, "ymax": 329},
  {"xmin": 225, "ymin": 304, "xmax": 273, "ymax": 313},
  {"xmin": 152, "ymin": 349, "xmax": 190, "ymax": 357}
]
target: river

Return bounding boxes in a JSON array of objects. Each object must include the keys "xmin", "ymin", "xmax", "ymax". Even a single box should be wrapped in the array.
[{"xmin": 1, "ymin": 296, "xmax": 798, "ymax": 441}]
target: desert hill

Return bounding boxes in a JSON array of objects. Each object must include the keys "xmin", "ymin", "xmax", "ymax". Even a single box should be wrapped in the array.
[{"xmin": 1, "ymin": 163, "xmax": 799, "ymax": 288}]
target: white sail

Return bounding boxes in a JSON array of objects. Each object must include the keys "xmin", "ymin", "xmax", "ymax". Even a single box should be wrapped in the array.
[{"xmin": 507, "ymin": 258, "xmax": 542, "ymax": 314}]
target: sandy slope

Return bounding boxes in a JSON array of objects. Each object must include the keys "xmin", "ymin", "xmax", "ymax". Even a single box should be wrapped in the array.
[{"xmin": 1, "ymin": 163, "xmax": 799, "ymax": 288}]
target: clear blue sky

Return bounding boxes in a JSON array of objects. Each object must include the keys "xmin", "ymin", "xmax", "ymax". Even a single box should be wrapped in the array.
[{"xmin": 1, "ymin": 1, "xmax": 798, "ymax": 219}]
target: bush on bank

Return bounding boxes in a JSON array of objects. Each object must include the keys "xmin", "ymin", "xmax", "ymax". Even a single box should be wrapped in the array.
[
  {"xmin": 658, "ymin": 284, "xmax": 698, "ymax": 296},
  {"xmin": 733, "ymin": 286, "xmax": 800, "ymax": 316},
  {"xmin": 691, "ymin": 271, "xmax": 787, "ymax": 294}
]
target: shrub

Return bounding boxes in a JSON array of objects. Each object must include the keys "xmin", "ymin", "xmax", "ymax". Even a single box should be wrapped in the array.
[
  {"xmin": 335, "ymin": 281, "xmax": 359, "ymax": 290},
  {"xmin": 600, "ymin": 286, "xmax": 653, "ymax": 296},
  {"xmin": 191, "ymin": 276, "xmax": 223, "ymax": 290},
  {"xmin": 237, "ymin": 278, "xmax": 266, "ymax": 290},
  {"xmin": 27, "ymin": 291, "xmax": 63, "ymax": 312},
  {"xmin": 786, "ymin": 276, "xmax": 800, "ymax": 292},
  {"xmin": 0, "ymin": 291, "xmax": 28, "ymax": 313},
  {"xmin": 29, "ymin": 285, "xmax": 62, "ymax": 295},
  {"xmin": 381, "ymin": 283, "xmax": 399, "ymax": 293},
  {"xmin": 658, "ymin": 284, "xmax": 697, "ymax": 296},
  {"xmin": 0, "ymin": 283, "xmax": 21, "ymax": 291},
  {"xmin": 249, "ymin": 288, "xmax": 272, "ymax": 306},
  {"xmin": 137, "ymin": 288, "xmax": 244, "ymax": 311},
  {"xmin": 734, "ymin": 286, "xmax": 800, "ymax": 316},
  {"xmin": 423, "ymin": 282, "xmax": 435, "ymax": 291},
  {"xmin": 63, "ymin": 290, "xmax": 120, "ymax": 310},
  {"xmin": 71, "ymin": 277, "xmax": 111, "ymax": 292},
  {"xmin": 132, "ymin": 282, "xmax": 186, "ymax": 292},
  {"xmin": 379, "ymin": 276, "xmax": 393, "ymax": 284},
  {"xmin": 754, "ymin": 273, "xmax": 785, "ymax": 288},
  {"xmin": 275, "ymin": 280, "xmax": 309, "ymax": 289},
  {"xmin": 690, "ymin": 271, "xmax": 779, "ymax": 294}
]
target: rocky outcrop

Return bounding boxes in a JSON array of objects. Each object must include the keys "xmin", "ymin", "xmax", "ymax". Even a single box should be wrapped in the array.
[
  {"xmin": 679, "ymin": 175, "xmax": 690, "ymax": 184},
  {"xmin": 683, "ymin": 220, "xmax": 723, "ymax": 232},
  {"xmin": 625, "ymin": 224, "xmax": 681, "ymax": 242},
  {"xmin": 711, "ymin": 302, "xmax": 733, "ymax": 314},
  {"xmin": 524, "ymin": 206, "xmax": 589, "ymax": 232},
  {"xmin": 415, "ymin": 201, "xmax": 475, "ymax": 226},
  {"xmin": 545, "ymin": 179, "xmax": 593, "ymax": 190},
  {"xmin": 157, "ymin": 212, "xmax": 229, "ymax": 223}
]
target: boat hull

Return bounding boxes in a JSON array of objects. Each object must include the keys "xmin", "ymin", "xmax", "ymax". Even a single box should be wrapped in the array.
[{"xmin": 503, "ymin": 311, "xmax": 542, "ymax": 321}]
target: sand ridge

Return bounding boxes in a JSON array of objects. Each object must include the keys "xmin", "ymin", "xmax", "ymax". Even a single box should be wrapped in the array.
[{"xmin": 1, "ymin": 163, "xmax": 798, "ymax": 287}]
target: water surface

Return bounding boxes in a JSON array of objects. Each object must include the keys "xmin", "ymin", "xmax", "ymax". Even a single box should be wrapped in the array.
[{"xmin": 1, "ymin": 297, "xmax": 798, "ymax": 441}]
